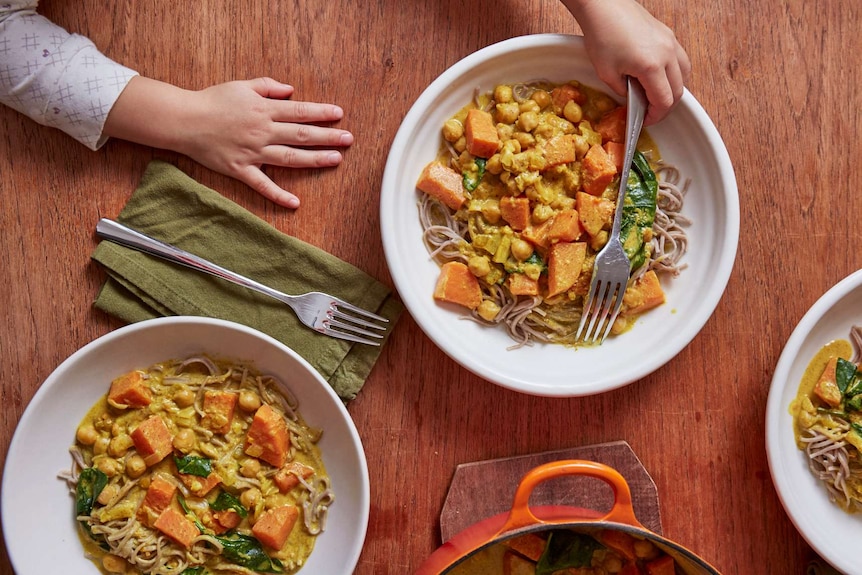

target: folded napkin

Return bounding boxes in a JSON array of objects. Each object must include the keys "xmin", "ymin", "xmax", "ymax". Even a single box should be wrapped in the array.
[{"xmin": 92, "ymin": 160, "xmax": 403, "ymax": 401}]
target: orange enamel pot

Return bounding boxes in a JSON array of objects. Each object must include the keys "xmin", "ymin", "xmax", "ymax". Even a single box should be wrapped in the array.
[{"xmin": 416, "ymin": 460, "xmax": 721, "ymax": 575}]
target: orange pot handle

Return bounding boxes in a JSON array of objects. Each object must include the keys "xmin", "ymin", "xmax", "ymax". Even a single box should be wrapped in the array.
[{"xmin": 498, "ymin": 459, "xmax": 644, "ymax": 533}]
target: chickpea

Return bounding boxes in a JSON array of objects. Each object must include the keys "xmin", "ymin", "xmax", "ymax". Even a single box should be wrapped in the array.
[
  {"xmin": 240, "ymin": 487, "xmax": 261, "ymax": 509},
  {"xmin": 93, "ymin": 436, "xmax": 110, "ymax": 456},
  {"xmin": 510, "ymin": 238, "xmax": 534, "ymax": 262},
  {"xmin": 240, "ymin": 458, "xmax": 262, "ymax": 478},
  {"xmin": 496, "ymin": 123, "xmax": 514, "ymax": 142},
  {"xmin": 477, "ymin": 300, "xmax": 501, "ymax": 322},
  {"xmin": 95, "ymin": 457, "xmax": 121, "ymax": 477},
  {"xmin": 467, "ymin": 256, "xmax": 491, "ymax": 278},
  {"xmin": 517, "ymin": 111, "xmax": 539, "ymax": 133},
  {"xmin": 595, "ymin": 96, "xmax": 616, "ymax": 113},
  {"xmin": 532, "ymin": 204, "xmax": 554, "ymax": 224},
  {"xmin": 563, "ymin": 100, "xmax": 583, "ymax": 123},
  {"xmin": 603, "ymin": 554, "xmax": 623, "ymax": 573},
  {"xmin": 442, "ymin": 118, "xmax": 464, "ymax": 142},
  {"xmin": 173, "ymin": 388, "xmax": 195, "ymax": 407},
  {"xmin": 76, "ymin": 423, "xmax": 99, "ymax": 446},
  {"xmin": 494, "ymin": 84, "xmax": 513, "ymax": 103},
  {"xmin": 200, "ymin": 441, "xmax": 219, "ymax": 459},
  {"xmin": 513, "ymin": 131, "xmax": 535, "ymax": 149},
  {"xmin": 494, "ymin": 102, "xmax": 519, "ymax": 125},
  {"xmin": 102, "ymin": 554, "xmax": 128, "ymax": 574},
  {"xmin": 97, "ymin": 483, "xmax": 120, "ymax": 506},
  {"xmin": 173, "ymin": 428, "xmax": 196, "ymax": 453},
  {"xmin": 453, "ymin": 136, "xmax": 467, "ymax": 153},
  {"xmin": 108, "ymin": 434, "xmax": 134, "ymax": 457},
  {"xmin": 485, "ymin": 154, "xmax": 502, "ymax": 175},
  {"xmin": 126, "ymin": 454, "xmax": 147, "ymax": 479},
  {"xmin": 518, "ymin": 99, "xmax": 540, "ymax": 115},
  {"xmin": 530, "ymin": 89, "xmax": 551, "ymax": 109},
  {"xmin": 481, "ymin": 201, "xmax": 501, "ymax": 224},
  {"xmin": 238, "ymin": 390, "xmax": 262, "ymax": 413},
  {"xmin": 633, "ymin": 539, "xmax": 660, "ymax": 560}
]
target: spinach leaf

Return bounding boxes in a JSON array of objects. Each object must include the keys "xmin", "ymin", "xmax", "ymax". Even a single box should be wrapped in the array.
[
  {"xmin": 76, "ymin": 467, "xmax": 108, "ymax": 517},
  {"xmin": 463, "ymin": 158, "xmax": 487, "ymax": 192},
  {"xmin": 210, "ymin": 491, "xmax": 248, "ymax": 518},
  {"xmin": 181, "ymin": 567, "xmax": 207, "ymax": 575},
  {"xmin": 836, "ymin": 358, "xmax": 857, "ymax": 394},
  {"xmin": 535, "ymin": 530, "xmax": 604, "ymax": 575},
  {"xmin": 176, "ymin": 492, "xmax": 208, "ymax": 533},
  {"xmin": 619, "ymin": 150, "xmax": 658, "ymax": 270},
  {"xmin": 175, "ymin": 454, "xmax": 213, "ymax": 477},
  {"xmin": 215, "ymin": 533, "xmax": 284, "ymax": 573}
]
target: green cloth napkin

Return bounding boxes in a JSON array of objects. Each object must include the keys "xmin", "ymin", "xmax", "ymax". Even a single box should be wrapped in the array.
[{"xmin": 91, "ymin": 160, "xmax": 402, "ymax": 401}]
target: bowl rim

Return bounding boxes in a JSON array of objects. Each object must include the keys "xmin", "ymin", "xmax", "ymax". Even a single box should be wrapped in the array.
[
  {"xmin": 1, "ymin": 316, "xmax": 370, "ymax": 575},
  {"xmin": 380, "ymin": 32, "xmax": 740, "ymax": 397}
]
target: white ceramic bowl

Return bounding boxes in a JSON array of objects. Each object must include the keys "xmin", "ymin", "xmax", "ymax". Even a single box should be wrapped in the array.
[
  {"xmin": 766, "ymin": 270, "xmax": 862, "ymax": 575},
  {"xmin": 380, "ymin": 33, "xmax": 739, "ymax": 397},
  {"xmin": 1, "ymin": 317, "xmax": 369, "ymax": 575}
]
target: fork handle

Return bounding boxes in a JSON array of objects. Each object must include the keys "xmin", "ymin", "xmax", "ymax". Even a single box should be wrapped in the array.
[
  {"xmin": 610, "ymin": 76, "xmax": 648, "ymax": 237},
  {"xmin": 96, "ymin": 218, "xmax": 292, "ymax": 303}
]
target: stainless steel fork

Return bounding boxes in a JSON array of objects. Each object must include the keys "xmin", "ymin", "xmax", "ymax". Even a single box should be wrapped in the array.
[
  {"xmin": 96, "ymin": 218, "xmax": 389, "ymax": 346},
  {"xmin": 575, "ymin": 77, "xmax": 647, "ymax": 344}
]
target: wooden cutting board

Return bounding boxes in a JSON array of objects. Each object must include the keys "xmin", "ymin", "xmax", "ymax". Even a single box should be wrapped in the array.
[{"xmin": 439, "ymin": 440, "xmax": 662, "ymax": 542}]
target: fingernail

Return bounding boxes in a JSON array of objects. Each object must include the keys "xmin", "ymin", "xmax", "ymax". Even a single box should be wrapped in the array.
[
  {"xmin": 332, "ymin": 106, "xmax": 344, "ymax": 119},
  {"xmin": 339, "ymin": 133, "xmax": 354, "ymax": 146},
  {"xmin": 327, "ymin": 152, "xmax": 343, "ymax": 164}
]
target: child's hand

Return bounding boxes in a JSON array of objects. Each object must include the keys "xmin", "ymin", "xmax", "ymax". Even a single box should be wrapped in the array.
[
  {"xmin": 177, "ymin": 78, "xmax": 353, "ymax": 208},
  {"xmin": 104, "ymin": 76, "xmax": 353, "ymax": 208},
  {"xmin": 564, "ymin": 0, "xmax": 691, "ymax": 125}
]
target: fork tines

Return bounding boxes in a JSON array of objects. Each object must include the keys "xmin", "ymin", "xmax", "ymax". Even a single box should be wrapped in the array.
[
  {"xmin": 575, "ymin": 278, "xmax": 626, "ymax": 345},
  {"xmin": 323, "ymin": 301, "xmax": 389, "ymax": 346}
]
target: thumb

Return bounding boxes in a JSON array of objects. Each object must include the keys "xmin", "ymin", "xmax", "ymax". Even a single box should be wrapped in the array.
[{"xmin": 249, "ymin": 77, "xmax": 295, "ymax": 100}]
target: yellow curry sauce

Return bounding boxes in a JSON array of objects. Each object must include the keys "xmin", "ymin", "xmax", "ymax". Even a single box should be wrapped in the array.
[{"xmin": 69, "ymin": 356, "xmax": 330, "ymax": 575}]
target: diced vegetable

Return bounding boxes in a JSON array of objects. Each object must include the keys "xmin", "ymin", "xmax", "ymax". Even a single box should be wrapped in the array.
[
  {"xmin": 597, "ymin": 529, "xmax": 636, "ymax": 561},
  {"xmin": 576, "ymin": 192, "xmax": 615, "ymax": 237},
  {"xmin": 107, "ymin": 370, "xmax": 152, "ymax": 408},
  {"xmin": 153, "ymin": 507, "xmax": 200, "ymax": 549},
  {"xmin": 179, "ymin": 470, "xmax": 223, "ymax": 497},
  {"xmin": 417, "ymin": 161, "xmax": 467, "ymax": 211},
  {"xmin": 550, "ymin": 84, "xmax": 585, "ymax": 112},
  {"xmin": 547, "ymin": 209, "xmax": 582, "ymax": 243},
  {"xmin": 541, "ymin": 135, "xmax": 576, "ymax": 169},
  {"xmin": 596, "ymin": 106, "xmax": 626, "ymax": 143},
  {"xmin": 581, "ymin": 144, "xmax": 618, "ymax": 196},
  {"xmin": 813, "ymin": 357, "xmax": 843, "ymax": 408},
  {"xmin": 130, "ymin": 415, "xmax": 174, "ymax": 467},
  {"xmin": 505, "ymin": 533, "xmax": 547, "ymax": 562},
  {"xmin": 274, "ymin": 461, "xmax": 315, "ymax": 493},
  {"xmin": 465, "ymin": 108, "xmax": 500, "ymax": 158},
  {"xmin": 433, "ymin": 262, "xmax": 483, "ymax": 309},
  {"xmin": 604, "ymin": 140, "xmax": 625, "ymax": 172},
  {"xmin": 202, "ymin": 391, "xmax": 238, "ymax": 434},
  {"xmin": 500, "ymin": 196, "xmax": 531, "ymax": 231},
  {"xmin": 547, "ymin": 242, "xmax": 587, "ymax": 298},
  {"xmin": 646, "ymin": 554, "xmax": 677, "ymax": 575},
  {"xmin": 507, "ymin": 273, "xmax": 540, "ymax": 296},
  {"xmin": 212, "ymin": 509, "xmax": 243, "ymax": 534},
  {"xmin": 244, "ymin": 404, "xmax": 290, "ymax": 468},
  {"xmin": 252, "ymin": 505, "xmax": 299, "ymax": 550},
  {"xmin": 136, "ymin": 476, "xmax": 177, "ymax": 526},
  {"xmin": 621, "ymin": 270, "xmax": 666, "ymax": 316}
]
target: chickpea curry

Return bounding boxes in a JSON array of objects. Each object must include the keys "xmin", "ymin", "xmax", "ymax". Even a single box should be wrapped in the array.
[{"xmin": 66, "ymin": 356, "xmax": 331, "ymax": 575}]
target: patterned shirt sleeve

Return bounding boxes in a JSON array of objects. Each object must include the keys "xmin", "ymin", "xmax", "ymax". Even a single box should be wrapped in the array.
[{"xmin": 0, "ymin": 1, "xmax": 139, "ymax": 150}]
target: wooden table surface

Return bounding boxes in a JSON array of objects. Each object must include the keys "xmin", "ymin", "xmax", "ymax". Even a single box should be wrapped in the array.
[{"xmin": 2, "ymin": 1, "xmax": 859, "ymax": 574}]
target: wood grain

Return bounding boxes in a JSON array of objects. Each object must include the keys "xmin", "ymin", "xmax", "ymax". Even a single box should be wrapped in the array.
[{"xmin": 1, "ymin": 0, "xmax": 856, "ymax": 573}]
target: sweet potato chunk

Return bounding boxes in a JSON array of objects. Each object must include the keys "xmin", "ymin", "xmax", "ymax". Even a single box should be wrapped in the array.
[
  {"xmin": 417, "ymin": 161, "xmax": 467, "ymax": 211},
  {"xmin": 541, "ymin": 135, "xmax": 576, "ymax": 169},
  {"xmin": 465, "ymin": 108, "xmax": 500, "ymax": 158},
  {"xmin": 646, "ymin": 555, "xmax": 676, "ymax": 575},
  {"xmin": 507, "ymin": 273, "xmax": 539, "ymax": 296},
  {"xmin": 547, "ymin": 209, "xmax": 582, "ymax": 243},
  {"xmin": 433, "ymin": 262, "xmax": 483, "ymax": 310},
  {"xmin": 136, "ymin": 476, "xmax": 176, "ymax": 526},
  {"xmin": 504, "ymin": 532, "xmax": 546, "ymax": 562},
  {"xmin": 550, "ymin": 84, "xmax": 586, "ymax": 111},
  {"xmin": 244, "ymin": 404, "xmax": 290, "ymax": 468},
  {"xmin": 503, "ymin": 551, "xmax": 536, "ymax": 575},
  {"xmin": 814, "ymin": 357, "xmax": 843, "ymax": 408},
  {"xmin": 274, "ymin": 461, "xmax": 315, "ymax": 493},
  {"xmin": 202, "ymin": 391, "xmax": 238, "ymax": 434},
  {"xmin": 604, "ymin": 141, "xmax": 625, "ymax": 173},
  {"xmin": 581, "ymin": 144, "xmax": 617, "ymax": 196},
  {"xmin": 178, "ymin": 471, "xmax": 222, "ymax": 497},
  {"xmin": 521, "ymin": 219, "xmax": 553, "ymax": 250},
  {"xmin": 598, "ymin": 529, "xmax": 637, "ymax": 561},
  {"xmin": 547, "ymin": 242, "xmax": 587, "ymax": 298},
  {"xmin": 576, "ymin": 192, "xmax": 615, "ymax": 237},
  {"xmin": 252, "ymin": 505, "xmax": 299, "ymax": 550},
  {"xmin": 212, "ymin": 509, "xmax": 242, "ymax": 534},
  {"xmin": 131, "ymin": 415, "xmax": 174, "ymax": 467},
  {"xmin": 596, "ymin": 106, "xmax": 626, "ymax": 143},
  {"xmin": 108, "ymin": 370, "xmax": 152, "ymax": 408},
  {"xmin": 153, "ymin": 507, "xmax": 199, "ymax": 549},
  {"xmin": 500, "ymin": 196, "xmax": 530, "ymax": 231},
  {"xmin": 622, "ymin": 270, "xmax": 666, "ymax": 316}
]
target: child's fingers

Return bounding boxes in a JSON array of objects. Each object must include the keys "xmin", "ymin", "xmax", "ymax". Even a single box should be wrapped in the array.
[
  {"xmin": 269, "ymin": 100, "xmax": 345, "ymax": 124},
  {"xmin": 237, "ymin": 165, "xmax": 301, "ymax": 209}
]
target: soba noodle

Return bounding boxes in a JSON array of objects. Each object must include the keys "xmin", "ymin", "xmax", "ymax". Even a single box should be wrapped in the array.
[
  {"xmin": 60, "ymin": 357, "xmax": 331, "ymax": 575},
  {"xmin": 417, "ymin": 80, "xmax": 691, "ymax": 348}
]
